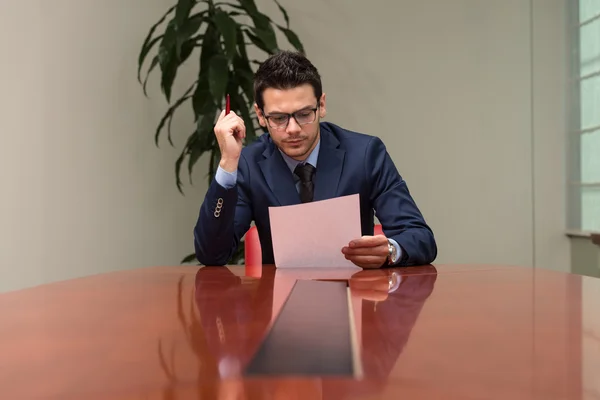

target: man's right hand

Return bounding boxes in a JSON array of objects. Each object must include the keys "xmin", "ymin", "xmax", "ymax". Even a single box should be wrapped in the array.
[{"xmin": 214, "ymin": 109, "xmax": 246, "ymax": 173}]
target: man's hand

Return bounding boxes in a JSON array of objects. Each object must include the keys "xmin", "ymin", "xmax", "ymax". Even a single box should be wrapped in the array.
[
  {"xmin": 348, "ymin": 269, "xmax": 391, "ymax": 301},
  {"xmin": 214, "ymin": 110, "xmax": 246, "ymax": 172},
  {"xmin": 341, "ymin": 235, "xmax": 389, "ymax": 269}
]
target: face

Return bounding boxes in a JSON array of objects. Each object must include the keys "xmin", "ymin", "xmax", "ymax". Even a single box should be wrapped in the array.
[{"xmin": 255, "ymin": 84, "xmax": 326, "ymax": 161}]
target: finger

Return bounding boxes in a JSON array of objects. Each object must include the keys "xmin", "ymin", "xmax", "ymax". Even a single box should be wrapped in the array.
[
  {"xmin": 349, "ymin": 235, "xmax": 388, "ymax": 248},
  {"xmin": 349, "ymin": 278, "xmax": 389, "ymax": 292},
  {"xmin": 216, "ymin": 109, "xmax": 226, "ymax": 122},
  {"xmin": 231, "ymin": 120, "xmax": 246, "ymax": 139},
  {"xmin": 349, "ymin": 288, "xmax": 388, "ymax": 302},
  {"xmin": 345, "ymin": 254, "xmax": 386, "ymax": 269},
  {"xmin": 342, "ymin": 245, "xmax": 388, "ymax": 256},
  {"xmin": 350, "ymin": 270, "xmax": 388, "ymax": 280}
]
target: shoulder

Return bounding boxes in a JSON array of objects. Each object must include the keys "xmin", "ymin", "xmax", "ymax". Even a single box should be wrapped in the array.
[
  {"xmin": 320, "ymin": 122, "xmax": 386, "ymax": 151},
  {"xmin": 240, "ymin": 131, "xmax": 272, "ymax": 161}
]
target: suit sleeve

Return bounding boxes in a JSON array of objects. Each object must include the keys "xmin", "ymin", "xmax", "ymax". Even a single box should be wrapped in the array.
[
  {"xmin": 193, "ymin": 154, "xmax": 253, "ymax": 265},
  {"xmin": 365, "ymin": 137, "xmax": 437, "ymax": 266}
]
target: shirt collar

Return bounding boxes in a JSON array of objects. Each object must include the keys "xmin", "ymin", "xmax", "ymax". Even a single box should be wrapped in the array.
[{"xmin": 278, "ymin": 137, "xmax": 320, "ymax": 174}]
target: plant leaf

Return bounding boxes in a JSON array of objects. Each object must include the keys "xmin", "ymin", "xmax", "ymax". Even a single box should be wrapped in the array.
[
  {"xmin": 238, "ymin": 0, "xmax": 277, "ymax": 46},
  {"xmin": 174, "ymin": 0, "xmax": 195, "ymax": 27},
  {"xmin": 138, "ymin": 35, "xmax": 163, "ymax": 84},
  {"xmin": 251, "ymin": 27, "xmax": 277, "ymax": 52},
  {"xmin": 230, "ymin": 89, "xmax": 257, "ymax": 144},
  {"xmin": 188, "ymin": 112, "xmax": 216, "ymax": 183},
  {"xmin": 214, "ymin": 10, "xmax": 238, "ymax": 60},
  {"xmin": 277, "ymin": 25, "xmax": 304, "ymax": 53},
  {"xmin": 209, "ymin": 55, "xmax": 230, "ymax": 105},
  {"xmin": 158, "ymin": 20, "xmax": 179, "ymax": 102},
  {"xmin": 155, "ymin": 83, "xmax": 196, "ymax": 147},
  {"xmin": 234, "ymin": 30, "xmax": 255, "ymax": 101},
  {"xmin": 179, "ymin": 39, "xmax": 196, "ymax": 65},
  {"xmin": 142, "ymin": 56, "xmax": 160, "ymax": 97},
  {"xmin": 199, "ymin": 24, "xmax": 221, "ymax": 77},
  {"xmin": 176, "ymin": 14, "xmax": 205, "ymax": 59},
  {"xmin": 187, "ymin": 144, "xmax": 204, "ymax": 184},
  {"xmin": 175, "ymin": 131, "xmax": 199, "ymax": 193},
  {"xmin": 237, "ymin": 0, "xmax": 259, "ymax": 15},
  {"xmin": 138, "ymin": 5, "xmax": 176, "ymax": 83},
  {"xmin": 272, "ymin": 0, "xmax": 290, "ymax": 28},
  {"xmin": 243, "ymin": 29, "xmax": 272, "ymax": 54},
  {"xmin": 208, "ymin": 146, "xmax": 223, "ymax": 183},
  {"xmin": 192, "ymin": 79, "xmax": 214, "ymax": 121},
  {"xmin": 180, "ymin": 253, "xmax": 198, "ymax": 264},
  {"xmin": 230, "ymin": 239, "xmax": 245, "ymax": 264}
]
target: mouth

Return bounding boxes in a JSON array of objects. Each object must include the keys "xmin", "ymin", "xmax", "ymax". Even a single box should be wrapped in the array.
[{"xmin": 285, "ymin": 138, "xmax": 305, "ymax": 144}]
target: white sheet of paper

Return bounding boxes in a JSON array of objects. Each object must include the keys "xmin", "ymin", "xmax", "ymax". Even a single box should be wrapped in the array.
[{"xmin": 268, "ymin": 193, "xmax": 362, "ymax": 268}]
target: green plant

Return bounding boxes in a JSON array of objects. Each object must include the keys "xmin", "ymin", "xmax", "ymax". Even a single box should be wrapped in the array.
[{"xmin": 137, "ymin": 0, "xmax": 304, "ymax": 264}]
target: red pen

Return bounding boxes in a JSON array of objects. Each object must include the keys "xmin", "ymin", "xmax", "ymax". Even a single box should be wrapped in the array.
[{"xmin": 225, "ymin": 94, "xmax": 230, "ymax": 115}]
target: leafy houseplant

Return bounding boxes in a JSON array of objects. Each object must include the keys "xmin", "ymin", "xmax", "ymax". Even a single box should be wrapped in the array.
[{"xmin": 137, "ymin": 0, "xmax": 304, "ymax": 264}]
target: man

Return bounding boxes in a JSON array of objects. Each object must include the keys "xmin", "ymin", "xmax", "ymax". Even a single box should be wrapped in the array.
[{"xmin": 194, "ymin": 51, "xmax": 436, "ymax": 268}]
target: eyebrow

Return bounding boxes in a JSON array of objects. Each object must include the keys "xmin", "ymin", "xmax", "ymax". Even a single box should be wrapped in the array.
[{"xmin": 265, "ymin": 105, "xmax": 315, "ymax": 115}]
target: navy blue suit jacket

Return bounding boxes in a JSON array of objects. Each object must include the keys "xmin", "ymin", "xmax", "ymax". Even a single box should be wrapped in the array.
[{"xmin": 193, "ymin": 122, "xmax": 437, "ymax": 266}]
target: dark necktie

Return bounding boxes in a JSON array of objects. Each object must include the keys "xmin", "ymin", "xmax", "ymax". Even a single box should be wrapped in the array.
[{"xmin": 294, "ymin": 163, "xmax": 316, "ymax": 203}]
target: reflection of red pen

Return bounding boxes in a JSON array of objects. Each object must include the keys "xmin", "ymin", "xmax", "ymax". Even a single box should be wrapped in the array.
[{"xmin": 225, "ymin": 94, "xmax": 230, "ymax": 115}]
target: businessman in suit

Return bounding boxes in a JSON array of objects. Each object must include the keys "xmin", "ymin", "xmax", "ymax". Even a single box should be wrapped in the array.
[{"xmin": 194, "ymin": 51, "xmax": 436, "ymax": 268}]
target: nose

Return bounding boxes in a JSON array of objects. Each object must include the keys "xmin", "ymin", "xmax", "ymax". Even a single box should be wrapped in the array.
[{"xmin": 285, "ymin": 116, "xmax": 302, "ymax": 135}]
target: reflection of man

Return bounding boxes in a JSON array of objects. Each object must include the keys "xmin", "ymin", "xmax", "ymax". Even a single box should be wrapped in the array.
[
  {"xmin": 355, "ymin": 267, "xmax": 437, "ymax": 377},
  {"xmin": 194, "ymin": 267, "xmax": 275, "ymax": 379},
  {"xmin": 194, "ymin": 50, "xmax": 437, "ymax": 269},
  {"xmin": 193, "ymin": 266, "xmax": 437, "ymax": 399},
  {"xmin": 324, "ymin": 267, "xmax": 438, "ymax": 396}
]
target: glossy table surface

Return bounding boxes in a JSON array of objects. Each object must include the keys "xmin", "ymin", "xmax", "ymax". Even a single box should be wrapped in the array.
[{"xmin": 0, "ymin": 264, "xmax": 597, "ymax": 399}]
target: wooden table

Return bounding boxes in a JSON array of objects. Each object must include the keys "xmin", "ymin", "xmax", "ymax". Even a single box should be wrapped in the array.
[{"xmin": 0, "ymin": 264, "xmax": 595, "ymax": 399}]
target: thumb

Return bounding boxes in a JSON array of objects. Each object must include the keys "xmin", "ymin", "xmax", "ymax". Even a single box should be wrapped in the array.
[{"xmin": 350, "ymin": 235, "xmax": 387, "ymax": 248}]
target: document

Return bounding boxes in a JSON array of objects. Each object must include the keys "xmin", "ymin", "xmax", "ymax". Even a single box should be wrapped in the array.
[{"xmin": 268, "ymin": 194, "xmax": 362, "ymax": 268}]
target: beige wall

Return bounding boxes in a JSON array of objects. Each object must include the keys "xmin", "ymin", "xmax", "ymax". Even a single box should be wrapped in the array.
[
  {"xmin": 583, "ymin": 275, "xmax": 600, "ymax": 399},
  {"xmin": 0, "ymin": 0, "xmax": 204, "ymax": 292},
  {"xmin": 532, "ymin": 0, "xmax": 571, "ymax": 272},
  {"xmin": 0, "ymin": 0, "xmax": 582, "ymax": 292},
  {"xmin": 572, "ymin": 237, "xmax": 600, "ymax": 277},
  {"xmin": 258, "ymin": 0, "xmax": 571, "ymax": 271}
]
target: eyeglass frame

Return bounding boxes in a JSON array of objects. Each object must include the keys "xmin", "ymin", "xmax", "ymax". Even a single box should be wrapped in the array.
[{"xmin": 260, "ymin": 104, "xmax": 320, "ymax": 130}]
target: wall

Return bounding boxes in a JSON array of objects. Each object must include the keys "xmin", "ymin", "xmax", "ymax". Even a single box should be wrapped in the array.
[
  {"xmin": 583, "ymin": 275, "xmax": 600, "ymax": 399},
  {"xmin": 257, "ymin": 0, "xmax": 571, "ymax": 271},
  {"xmin": 532, "ymin": 0, "xmax": 572, "ymax": 272},
  {"xmin": 0, "ymin": 0, "xmax": 581, "ymax": 292},
  {"xmin": 572, "ymin": 237, "xmax": 600, "ymax": 277},
  {"xmin": 0, "ymin": 0, "xmax": 204, "ymax": 292}
]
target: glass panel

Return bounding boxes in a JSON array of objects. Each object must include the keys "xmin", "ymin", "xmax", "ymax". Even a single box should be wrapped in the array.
[
  {"xmin": 581, "ymin": 131, "xmax": 600, "ymax": 183},
  {"xmin": 581, "ymin": 186, "xmax": 600, "ymax": 231},
  {"xmin": 580, "ymin": 19, "xmax": 600, "ymax": 77},
  {"xmin": 580, "ymin": 74, "xmax": 600, "ymax": 129},
  {"xmin": 580, "ymin": 0, "xmax": 600, "ymax": 23}
]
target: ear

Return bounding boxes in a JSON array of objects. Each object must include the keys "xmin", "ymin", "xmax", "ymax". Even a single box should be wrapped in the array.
[
  {"xmin": 318, "ymin": 93, "xmax": 327, "ymax": 119},
  {"xmin": 254, "ymin": 103, "xmax": 267, "ymax": 127}
]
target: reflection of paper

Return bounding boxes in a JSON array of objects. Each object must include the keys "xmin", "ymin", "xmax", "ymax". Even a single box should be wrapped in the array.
[
  {"xmin": 268, "ymin": 194, "xmax": 362, "ymax": 268},
  {"xmin": 271, "ymin": 267, "xmax": 360, "ymax": 323}
]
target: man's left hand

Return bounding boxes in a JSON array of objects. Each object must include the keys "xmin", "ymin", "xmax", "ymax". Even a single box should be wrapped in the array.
[{"xmin": 342, "ymin": 235, "xmax": 389, "ymax": 269}]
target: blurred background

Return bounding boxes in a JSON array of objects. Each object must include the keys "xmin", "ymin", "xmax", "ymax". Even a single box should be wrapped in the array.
[{"xmin": 0, "ymin": 0, "xmax": 598, "ymax": 293}]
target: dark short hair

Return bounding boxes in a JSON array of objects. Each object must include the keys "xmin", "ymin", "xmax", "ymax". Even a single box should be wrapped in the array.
[{"xmin": 253, "ymin": 51, "xmax": 322, "ymax": 110}]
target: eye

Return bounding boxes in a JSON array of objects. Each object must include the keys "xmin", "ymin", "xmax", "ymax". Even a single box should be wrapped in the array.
[
  {"xmin": 270, "ymin": 116, "xmax": 287, "ymax": 124},
  {"xmin": 297, "ymin": 111, "xmax": 312, "ymax": 118}
]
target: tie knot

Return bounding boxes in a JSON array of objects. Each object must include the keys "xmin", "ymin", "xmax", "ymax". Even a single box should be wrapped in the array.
[{"xmin": 294, "ymin": 163, "xmax": 315, "ymax": 183}]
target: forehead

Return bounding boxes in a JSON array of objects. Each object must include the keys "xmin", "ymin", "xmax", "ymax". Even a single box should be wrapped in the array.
[{"xmin": 261, "ymin": 84, "xmax": 317, "ymax": 113}]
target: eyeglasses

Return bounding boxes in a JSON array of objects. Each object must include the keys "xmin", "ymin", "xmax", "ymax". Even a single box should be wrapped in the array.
[{"xmin": 262, "ymin": 106, "xmax": 319, "ymax": 129}]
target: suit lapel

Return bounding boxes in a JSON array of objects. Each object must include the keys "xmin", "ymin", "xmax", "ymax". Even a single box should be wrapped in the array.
[
  {"xmin": 313, "ymin": 127, "xmax": 345, "ymax": 202},
  {"xmin": 258, "ymin": 142, "xmax": 300, "ymax": 206}
]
